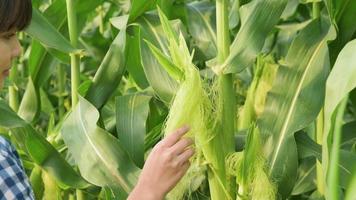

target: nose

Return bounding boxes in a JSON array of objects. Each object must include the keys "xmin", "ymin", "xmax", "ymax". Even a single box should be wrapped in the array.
[{"xmin": 11, "ymin": 37, "xmax": 21, "ymax": 59}]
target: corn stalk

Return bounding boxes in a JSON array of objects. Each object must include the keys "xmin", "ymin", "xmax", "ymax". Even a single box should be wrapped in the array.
[
  {"xmin": 214, "ymin": 0, "xmax": 236, "ymax": 199},
  {"xmin": 66, "ymin": 0, "xmax": 82, "ymax": 198},
  {"xmin": 312, "ymin": 2, "xmax": 326, "ymax": 196},
  {"xmin": 315, "ymin": 110, "xmax": 325, "ymax": 195},
  {"xmin": 66, "ymin": 0, "xmax": 80, "ymax": 106},
  {"xmin": 57, "ymin": 64, "xmax": 66, "ymax": 118},
  {"xmin": 327, "ymin": 97, "xmax": 348, "ymax": 199}
]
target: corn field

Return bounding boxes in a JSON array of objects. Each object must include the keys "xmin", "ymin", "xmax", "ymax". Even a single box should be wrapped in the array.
[{"xmin": 1, "ymin": 0, "xmax": 356, "ymax": 199}]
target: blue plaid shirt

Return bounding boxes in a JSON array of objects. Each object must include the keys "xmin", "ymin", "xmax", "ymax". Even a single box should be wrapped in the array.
[{"xmin": 0, "ymin": 136, "xmax": 34, "ymax": 199}]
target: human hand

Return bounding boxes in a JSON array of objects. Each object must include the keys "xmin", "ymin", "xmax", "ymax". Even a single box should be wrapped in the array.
[{"xmin": 128, "ymin": 126, "xmax": 195, "ymax": 200}]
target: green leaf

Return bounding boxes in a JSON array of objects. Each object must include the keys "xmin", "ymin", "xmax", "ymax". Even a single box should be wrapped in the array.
[
  {"xmin": 155, "ymin": 6, "xmax": 194, "ymax": 74},
  {"xmin": 338, "ymin": 149, "xmax": 356, "ymax": 189},
  {"xmin": 111, "ymin": 15, "xmax": 129, "ymax": 30},
  {"xmin": 145, "ymin": 39, "xmax": 184, "ymax": 81},
  {"xmin": 26, "ymin": 8, "xmax": 78, "ymax": 54},
  {"xmin": 291, "ymin": 157, "xmax": 316, "ymax": 195},
  {"xmin": 17, "ymin": 78, "xmax": 39, "ymax": 123},
  {"xmin": 296, "ymin": 132, "xmax": 356, "ymax": 189},
  {"xmin": 329, "ymin": 0, "xmax": 356, "ymax": 65},
  {"xmin": 42, "ymin": 170, "xmax": 62, "ymax": 199},
  {"xmin": 281, "ymin": 0, "xmax": 299, "ymax": 20},
  {"xmin": 138, "ymin": 15, "xmax": 179, "ymax": 103},
  {"xmin": 345, "ymin": 168, "xmax": 356, "ymax": 200},
  {"xmin": 219, "ymin": 0, "xmax": 288, "ymax": 73},
  {"xmin": 258, "ymin": 18, "xmax": 331, "ymax": 197},
  {"xmin": 229, "ymin": 0, "xmax": 240, "ymax": 29},
  {"xmin": 101, "ymin": 99, "xmax": 117, "ymax": 133},
  {"xmin": 85, "ymin": 29, "xmax": 127, "ymax": 109},
  {"xmin": 341, "ymin": 121, "xmax": 356, "ymax": 150},
  {"xmin": 129, "ymin": 0, "xmax": 156, "ymax": 22},
  {"xmin": 29, "ymin": 41, "xmax": 60, "ymax": 87},
  {"xmin": 29, "ymin": 41, "xmax": 49, "ymax": 83},
  {"xmin": 145, "ymin": 123, "xmax": 164, "ymax": 151},
  {"xmin": 29, "ymin": 0, "xmax": 69, "ymax": 87},
  {"xmin": 0, "ymin": 99, "xmax": 89, "ymax": 189},
  {"xmin": 61, "ymin": 96, "xmax": 140, "ymax": 196},
  {"xmin": 157, "ymin": 6, "xmax": 179, "ymax": 44},
  {"xmin": 29, "ymin": 0, "xmax": 105, "ymax": 85},
  {"xmin": 300, "ymin": 0, "xmax": 322, "ymax": 3},
  {"xmin": 125, "ymin": 26, "xmax": 149, "ymax": 89},
  {"xmin": 116, "ymin": 94, "xmax": 151, "ymax": 168},
  {"xmin": 30, "ymin": 165, "xmax": 44, "ymax": 200},
  {"xmin": 240, "ymin": 125, "xmax": 264, "ymax": 190},
  {"xmin": 296, "ymin": 132, "xmax": 322, "ymax": 160},
  {"xmin": 323, "ymin": 39, "xmax": 356, "ymax": 198},
  {"xmin": 39, "ymin": 88, "xmax": 56, "ymax": 116},
  {"xmin": 273, "ymin": 20, "xmax": 312, "ymax": 58},
  {"xmin": 184, "ymin": 1, "xmax": 217, "ymax": 60}
]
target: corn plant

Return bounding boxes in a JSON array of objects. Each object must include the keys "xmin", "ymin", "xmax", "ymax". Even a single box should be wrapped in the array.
[{"xmin": 0, "ymin": 0, "xmax": 356, "ymax": 199}]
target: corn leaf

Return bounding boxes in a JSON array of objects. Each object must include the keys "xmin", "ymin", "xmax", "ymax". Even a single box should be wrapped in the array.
[
  {"xmin": 145, "ymin": 39, "xmax": 184, "ymax": 81},
  {"xmin": 29, "ymin": 0, "xmax": 104, "ymax": 86},
  {"xmin": 295, "ymin": 132, "xmax": 322, "ymax": 160},
  {"xmin": 341, "ymin": 121, "xmax": 356, "ymax": 150},
  {"xmin": 323, "ymin": 39, "xmax": 356, "ymax": 198},
  {"xmin": 329, "ymin": 0, "xmax": 356, "ymax": 64},
  {"xmin": 116, "ymin": 94, "xmax": 151, "ymax": 168},
  {"xmin": 219, "ymin": 0, "xmax": 288, "ymax": 74},
  {"xmin": 0, "ymin": 99, "xmax": 89, "ymax": 189},
  {"xmin": 28, "ymin": 0, "xmax": 68, "ymax": 86},
  {"xmin": 138, "ymin": 15, "xmax": 179, "ymax": 103},
  {"xmin": 291, "ymin": 158, "xmax": 316, "ymax": 195},
  {"xmin": 296, "ymin": 132, "xmax": 356, "ymax": 189},
  {"xmin": 29, "ymin": 166, "xmax": 44, "ymax": 200},
  {"xmin": 125, "ymin": 26, "xmax": 150, "ymax": 89},
  {"xmin": 128, "ymin": 0, "xmax": 156, "ymax": 22},
  {"xmin": 85, "ymin": 29, "xmax": 127, "ymax": 109},
  {"xmin": 184, "ymin": 1, "xmax": 217, "ymax": 60},
  {"xmin": 26, "ymin": 8, "xmax": 77, "ymax": 54},
  {"xmin": 17, "ymin": 78, "xmax": 39, "ymax": 123},
  {"xmin": 42, "ymin": 171, "xmax": 61, "ymax": 200},
  {"xmin": 258, "ymin": 18, "xmax": 332, "ymax": 197},
  {"xmin": 61, "ymin": 96, "xmax": 140, "ymax": 196},
  {"xmin": 157, "ymin": 6, "xmax": 179, "ymax": 43},
  {"xmin": 345, "ymin": 169, "xmax": 356, "ymax": 200},
  {"xmin": 229, "ymin": 0, "xmax": 240, "ymax": 29},
  {"xmin": 30, "ymin": 45, "xmax": 59, "ymax": 88}
]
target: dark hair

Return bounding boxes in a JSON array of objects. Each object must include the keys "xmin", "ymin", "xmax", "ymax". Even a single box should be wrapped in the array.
[{"xmin": 0, "ymin": 0, "xmax": 32, "ymax": 32}]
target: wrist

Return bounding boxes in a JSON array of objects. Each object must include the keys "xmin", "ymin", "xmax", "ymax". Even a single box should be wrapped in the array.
[{"xmin": 128, "ymin": 182, "xmax": 164, "ymax": 200}]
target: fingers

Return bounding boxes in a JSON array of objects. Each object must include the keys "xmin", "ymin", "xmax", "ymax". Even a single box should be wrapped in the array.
[
  {"xmin": 176, "ymin": 148, "xmax": 195, "ymax": 165},
  {"xmin": 182, "ymin": 161, "xmax": 190, "ymax": 172},
  {"xmin": 170, "ymin": 137, "xmax": 194, "ymax": 155},
  {"xmin": 177, "ymin": 161, "xmax": 191, "ymax": 178},
  {"xmin": 163, "ymin": 126, "xmax": 190, "ymax": 147}
]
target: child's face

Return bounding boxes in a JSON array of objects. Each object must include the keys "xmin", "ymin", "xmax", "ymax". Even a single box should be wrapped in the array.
[{"xmin": 0, "ymin": 30, "xmax": 21, "ymax": 89}]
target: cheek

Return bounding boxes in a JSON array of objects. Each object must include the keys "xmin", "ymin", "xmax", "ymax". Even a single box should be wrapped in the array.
[{"xmin": 0, "ymin": 42, "xmax": 11, "ymax": 72}]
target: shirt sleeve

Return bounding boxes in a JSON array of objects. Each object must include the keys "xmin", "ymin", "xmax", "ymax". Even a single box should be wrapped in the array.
[{"xmin": 0, "ymin": 136, "xmax": 34, "ymax": 200}]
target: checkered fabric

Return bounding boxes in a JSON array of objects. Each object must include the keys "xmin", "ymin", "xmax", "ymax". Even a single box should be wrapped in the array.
[{"xmin": 0, "ymin": 136, "xmax": 34, "ymax": 200}]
